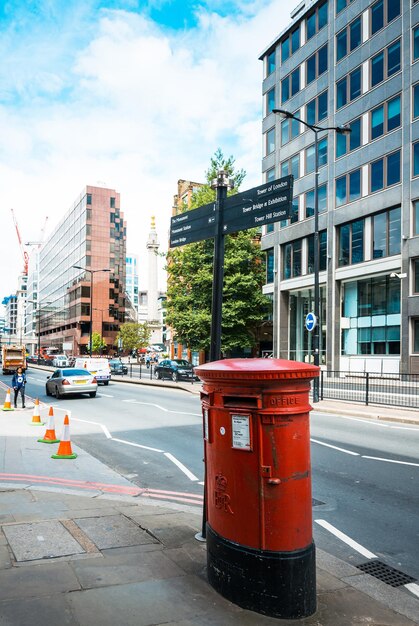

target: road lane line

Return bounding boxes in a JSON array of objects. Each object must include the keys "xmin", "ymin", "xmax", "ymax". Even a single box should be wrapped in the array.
[
  {"xmin": 99, "ymin": 393, "xmax": 114, "ymax": 398},
  {"xmin": 310, "ymin": 438, "xmax": 360, "ymax": 456},
  {"xmin": 405, "ymin": 583, "xmax": 419, "ymax": 598},
  {"xmin": 123, "ymin": 399, "xmax": 200, "ymax": 416},
  {"xmin": 112, "ymin": 437, "xmax": 163, "ymax": 453},
  {"xmin": 362, "ymin": 455, "xmax": 419, "ymax": 467},
  {"xmin": 316, "ymin": 414, "xmax": 419, "ymax": 431},
  {"xmin": 315, "ymin": 520, "xmax": 377, "ymax": 559},
  {"xmin": 164, "ymin": 452, "xmax": 199, "ymax": 481},
  {"xmin": 72, "ymin": 417, "xmax": 112, "ymax": 439}
]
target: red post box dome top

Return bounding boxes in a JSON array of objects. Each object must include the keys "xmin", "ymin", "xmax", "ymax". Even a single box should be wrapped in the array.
[{"xmin": 195, "ymin": 358, "xmax": 319, "ymax": 383}]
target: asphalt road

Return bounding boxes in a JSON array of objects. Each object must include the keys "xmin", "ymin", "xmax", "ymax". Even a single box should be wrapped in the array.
[{"xmin": 2, "ymin": 368, "xmax": 419, "ymax": 588}]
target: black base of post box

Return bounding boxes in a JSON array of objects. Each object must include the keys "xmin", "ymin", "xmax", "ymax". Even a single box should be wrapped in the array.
[{"xmin": 206, "ymin": 525, "xmax": 316, "ymax": 620}]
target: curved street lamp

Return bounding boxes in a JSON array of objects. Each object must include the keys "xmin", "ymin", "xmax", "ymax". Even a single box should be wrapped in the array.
[{"xmin": 272, "ymin": 108, "xmax": 351, "ymax": 402}]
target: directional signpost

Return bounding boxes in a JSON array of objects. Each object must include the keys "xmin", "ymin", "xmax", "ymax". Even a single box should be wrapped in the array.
[{"xmin": 171, "ymin": 172, "xmax": 293, "ymax": 543}]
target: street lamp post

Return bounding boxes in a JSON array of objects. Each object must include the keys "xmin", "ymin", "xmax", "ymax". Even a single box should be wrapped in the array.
[
  {"xmin": 93, "ymin": 308, "xmax": 105, "ymax": 355},
  {"xmin": 73, "ymin": 267, "xmax": 110, "ymax": 357},
  {"xmin": 27, "ymin": 300, "xmax": 51, "ymax": 365},
  {"xmin": 273, "ymin": 108, "xmax": 351, "ymax": 402}
]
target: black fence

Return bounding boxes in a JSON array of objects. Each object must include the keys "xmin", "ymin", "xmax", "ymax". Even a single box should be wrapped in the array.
[{"xmin": 319, "ymin": 370, "xmax": 419, "ymax": 408}]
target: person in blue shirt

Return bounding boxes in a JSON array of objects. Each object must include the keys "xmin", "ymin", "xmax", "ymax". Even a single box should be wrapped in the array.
[{"xmin": 12, "ymin": 367, "xmax": 26, "ymax": 408}]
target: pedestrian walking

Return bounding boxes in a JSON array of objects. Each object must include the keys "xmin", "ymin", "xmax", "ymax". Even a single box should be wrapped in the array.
[
  {"xmin": 145, "ymin": 354, "xmax": 151, "ymax": 369},
  {"xmin": 12, "ymin": 367, "xmax": 26, "ymax": 408}
]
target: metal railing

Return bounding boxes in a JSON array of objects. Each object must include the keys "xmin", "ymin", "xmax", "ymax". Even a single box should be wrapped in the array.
[{"xmin": 319, "ymin": 370, "xmax": 419, "ymax": 408}]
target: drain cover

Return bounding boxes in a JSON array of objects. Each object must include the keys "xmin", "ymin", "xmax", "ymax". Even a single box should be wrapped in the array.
[
  {"xmin": 356, "ymin": 560, "xmax": 417, "ymax": 587},
  {"xmin": 312, "ymin": 498, "xmax": 325, "ymax": 507}
]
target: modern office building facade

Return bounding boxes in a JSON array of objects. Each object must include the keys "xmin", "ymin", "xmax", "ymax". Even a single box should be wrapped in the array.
[
  {"xmin": 38, "ymin": 185, "xmax": 126, "ymax": 355},
  {"xmin": 259, "ymin": 0, "xmax": 419, "ymax": 374},
  {"xmin": 126, "ymin": 253, "xmax": 139, "ymax": 315}
]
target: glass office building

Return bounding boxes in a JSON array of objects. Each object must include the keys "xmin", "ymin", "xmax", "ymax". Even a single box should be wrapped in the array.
[
  {"xmin": 38, "ymin": 185, "xmax": 126, "ymax": 355},
  {"xmin": 259, "ymin": 0, "xmax": 419, "ymax": 374}
]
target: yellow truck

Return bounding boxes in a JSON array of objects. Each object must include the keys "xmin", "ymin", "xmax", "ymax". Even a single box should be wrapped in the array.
[{"xmin": 2, "ymin": 345, "xmax": 26, "ymax": 375}]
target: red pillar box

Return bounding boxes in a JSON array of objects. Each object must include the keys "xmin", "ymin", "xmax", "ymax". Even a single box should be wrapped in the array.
[{"xmin": 195, "ymin": 358, "xmax": 319, "ymax": 620}]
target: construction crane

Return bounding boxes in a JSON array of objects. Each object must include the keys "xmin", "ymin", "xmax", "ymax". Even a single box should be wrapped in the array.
[
  {"xmin": 25, "ymin": 216, "xmax": 49, "ymax": 247},
  {"xmin": 11, "ymin": 209, "xmax": 30, "ymax": 276}
]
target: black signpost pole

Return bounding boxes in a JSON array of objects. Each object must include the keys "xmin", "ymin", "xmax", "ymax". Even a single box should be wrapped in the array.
[{"xmin": 209, "ymin": 171, "xmax": 229, "ymax": 362}]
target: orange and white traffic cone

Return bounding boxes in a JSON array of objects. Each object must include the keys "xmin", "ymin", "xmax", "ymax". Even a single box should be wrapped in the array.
[
  {"xmin": 51, "ymin": 415, "xmax": 77, "ymax": 459},
  {"xmin": 2, "ymin": 388, "xmax": 14, "ymax": 411},
  {"xmin": 38, "ymin": 406, "xmax": 60, "ymax": 444},
  {"xmin": 30, "ymin": 398, "xmax": 44, "ymax": 426}
]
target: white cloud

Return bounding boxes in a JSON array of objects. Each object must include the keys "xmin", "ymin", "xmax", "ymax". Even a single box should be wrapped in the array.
[{"xmin": 0, "ymin": 0, "xmax": 296, "ymax": 300}]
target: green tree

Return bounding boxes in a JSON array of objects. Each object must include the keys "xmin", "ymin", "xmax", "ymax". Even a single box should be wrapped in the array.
[
  {"xmin": 117, "ymin": 322, "xmax": 151, "ymax": 360},
  {"xmin": 166, "ymin": 149, "xmax": 270, "ymax": 355},
  {"xmin": 91, "ymin": 332, "xmax": 106, "ymax": 355}
]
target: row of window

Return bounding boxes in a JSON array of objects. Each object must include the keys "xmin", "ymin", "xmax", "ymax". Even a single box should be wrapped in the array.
[{"xmin": 265, "ymin": 0, "xmax": 400, "ymax": 75}]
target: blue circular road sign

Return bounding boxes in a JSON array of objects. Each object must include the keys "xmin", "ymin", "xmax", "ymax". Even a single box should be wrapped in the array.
[{"xmin": 305, "ymin": 312, "xmax": 317, "ymax": 332}]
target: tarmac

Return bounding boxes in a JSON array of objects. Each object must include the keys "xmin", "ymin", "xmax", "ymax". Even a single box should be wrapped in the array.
[{"xmin": 0, "ymin": 373, "xmax": 418, "ymax": 625}]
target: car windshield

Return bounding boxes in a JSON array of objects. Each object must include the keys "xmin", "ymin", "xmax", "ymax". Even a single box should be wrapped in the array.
[
  {"xmin": 62, "ymin": 369, "xmax": 92, "ymax": 376},
  {"xmin": 173, "ymin": 360, "xmax": 191, "ymax": 367},
  {"xmin": 109, "ymin": 360, "xmax": 121, "ymax": 365}
]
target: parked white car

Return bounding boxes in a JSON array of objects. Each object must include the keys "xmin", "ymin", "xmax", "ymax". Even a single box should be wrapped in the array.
[
  {"xmin": 52, "ymin": 354, "xmax": 69, "ymax": 367},
  {"xmin": 73, "ymin": 357, "xmax": 111, "ymax": 385}
]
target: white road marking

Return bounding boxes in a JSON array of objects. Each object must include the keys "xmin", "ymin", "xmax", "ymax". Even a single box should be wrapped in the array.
[
  {"xmin": 123, "ymin": 399, "xmax": 200, "ymax": 416},
  {"xmin": 362, "ymin": 455, "xmax": 419, "ymax": 467},
  {"xmin": 112, "ymin": 437, "xmax": 163, "ymax": 453},
  {"xmin": 311, "ymin": 438, "xmax": 360, "ymax": 456},
  {"xmin": 197, "ymin": 481, "xmax": 205, "ymax": 486},
  {"xmin": 164, "ymin": 452, "xmax": 199, "ymax": 481},
  {"xmin": 99, "ymin": 393, "xmax": 114, "ymax": 398},
  {"xmin": 315, "ymin": 413, "xmax": 419, "ymax": 431},
  {"xmin": 405, "ymin": 583, "xmax": 419, "ymax": 598},
  {"xmin": 72, "ymin": 417, "xmax": 112, "ymax": 439},
  {"xmin": 315, "ymin": 520, "xmax": 377, "ymax": 559}
]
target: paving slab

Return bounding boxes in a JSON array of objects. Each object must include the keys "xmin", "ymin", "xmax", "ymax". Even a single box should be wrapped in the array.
[
  {"xmin": 0, "ymin": 561, "xmax": 80, "ymax": 601},
  {"xmin": 74, "ymin": 514, "xmax": 157, "ymax": 549},
  {"xmin": 0, "ymin": 594, "xmax": 77, "ymax": 626},
  {"xmin": 2, "ymin": 520, "xmax": 85, "ymax": 562}
]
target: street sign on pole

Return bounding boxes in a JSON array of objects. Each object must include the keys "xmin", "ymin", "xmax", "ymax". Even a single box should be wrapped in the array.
[{"xmin": 305, "ymin": 312, "xmax": 317, "ymax": 332}]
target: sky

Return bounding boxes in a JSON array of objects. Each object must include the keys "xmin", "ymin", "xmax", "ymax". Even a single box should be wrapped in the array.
[{"xmin": 0, "ymin": 0, "xmax": 296, "ymax": 302}]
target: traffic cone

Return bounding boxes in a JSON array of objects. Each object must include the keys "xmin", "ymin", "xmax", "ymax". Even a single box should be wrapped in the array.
[
  {"xmin": 51, "ymin": 415, "xmax": 77, "ymax": 459},
  {"xmin": 30, "ymin": 398, "xmax": 44, "ymax": 426},
  {"xmin": 38, "ymin": 406, "xmax": 60, "ymax": 444},
  {"xmin": 2, "ymin": 388, "xmax": 14, "ymax": 411}
]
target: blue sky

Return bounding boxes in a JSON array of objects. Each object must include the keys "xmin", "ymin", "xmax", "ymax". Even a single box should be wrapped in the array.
[{"xmin": 0, "ymin": 0, "xmax": 295, "ymax": 298}]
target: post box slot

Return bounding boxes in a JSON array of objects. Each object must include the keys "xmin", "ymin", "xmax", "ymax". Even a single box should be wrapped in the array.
[{"xmin": 222, "ymin": 396, "xmax": 260, "ymax": 408}]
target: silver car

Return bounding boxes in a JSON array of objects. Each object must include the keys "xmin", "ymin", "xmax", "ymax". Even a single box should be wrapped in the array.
[{"xmin": 45, "ymin": 368, "xmax": 97, "ymax": 398}]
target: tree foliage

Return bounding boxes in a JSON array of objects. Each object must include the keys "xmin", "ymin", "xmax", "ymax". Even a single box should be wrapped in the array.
[
  {"xmin": 166, "ymin": 149, "xmax": 270, "ymax": 354},
  {"xmin": 117, "ymin": 322, "xmax": 151, "ymax": 358},
  {"xmin": 91, "ymin": 332, "xmax": 106, "ymax": 354}
]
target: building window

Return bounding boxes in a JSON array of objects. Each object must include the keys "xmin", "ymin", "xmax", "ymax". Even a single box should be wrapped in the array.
[
  {"xmin": 110, "ymin": 197, "xmax": 116, "ymax": 208},
  {"xmin": 336, "ymin": 117, "xmax": 361, "ymax": 157},
  {"xmin": 336, "ymin": 66, "xmax": 362, "ymax": 109},
  {"xmin": 86, "ymin": 193, "xmax": 92, "ymax": 205},
  {"xmin": 370, "ymin": 150, "xmax": 400, "ymax": 192},
  {"xmin": 413, "ymin": 200, "xmax": 419, "ymax": 235},
  {"xmin": 281, "ymin": 37, "xmax": 289, "ymax": 63},
  {"xmin": 281, "ymin": 153, "xmax": 300, "ymax": 180},
  {"xmin": 291, "ymin": 25, "xmax": 300, "ymax": 54},
  {"xmin": 307, "ymin": 230, "xmax": 327, "ymax": 273},
  {"xmin": 266, "ymin": 223, "xmax": 274, "ymax": 233},
  {"xmin": 371, "ymin": 0, "xmax": 400, "ymax": 36},
  {"xmin": 306, "ymin": 90, "xmax": 328, "ymax": 125},
  {"xmin": 266, "ymin": 249, "xmax": 275, "ymax": 283},
  {"xmin": 414, "ymin": 260, "xmax": 419, "ymax": 293},
  {"xmin": 307, "ymin": 1, "xmax": 328, "ymax": 39},
  {"xmin": 266, "ymin": 168, "xmax": 275, "ymax": 182},
  {"xmin": 305, "ymin": 184, "xmax": 327, "ymax": 218},
  {"xmin": 266, "ymin": 87, "xmax": 275, "ymax": 115},
  {"xmin": 371, "ymin": 39, "xmax": 401, "ymax": 88},
  {"xmin": 291, "ymin": 67, "xmax": 300, "ymax": 96},
  {"xmin": 337, "ymin": 0, "xmax": 354, "ymax": 14},
  {"xmin": 265, "ymin": 128, "xmax": 275, "ymax": 155},
  {"xmin": 413, "ymin": 142, "xmax": 419, "ymax": 177},
  {"xmin": 306, "ymin": 44, "xmax": 328, "ymax": 86},
  {"xmin": 335, "ymin": 169, "xmax": 361, "ymax": 206},
  {"xmin": 413, "ymin": 84, "xmax": 419, "ymax": 119},
  {"xmin": 413, "ymin": 320, "xmax": 419, "ymax": 352},
  {"xmin": 281, "ymin": 109, "xmax": 301, "ymax": 145},
  {"xmin": 267, "ymin": 50, "xmax": 276, "ymax": 75},
  {"xmin": 336, "ymin": 16, "xmax": 362, "ymax": 62},
  {"xmin": 338, "ymin": 219, "xmax": 364, "ymax": 266},
  {"xmin": 372, "ymin": 207, "xmax": 401, "ymax": 258},
  {"xmin": 281, "ymin": 75, "xmax": 289, "ymax": 103},
  {"xmin": 370, "ymin": 94, "xmax": 401, "ymax": 139},
  {"xmin": 283, "ymin": 239, "xmax": 302, "ymax": 279},
  {"xmin": 305, "ymin": 138, "xmax": 328, "ymax": 174},
  {"xmin": 414, "ymin": 26, "xmax": 419, "ymax": 62}
]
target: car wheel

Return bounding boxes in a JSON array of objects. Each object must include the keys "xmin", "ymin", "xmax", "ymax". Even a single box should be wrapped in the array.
[
  {"xmin": 46, "ymin": 385, "xmax": 51, "ymax": 396},
  {"xmin": 89, "ymin": 391, "xmax": 97, "ymax": 398},
  {"xmin": 55, "ymin": 386, "xmax": 61, "ymax": 399},
  {"xmin": 154, "ymin": 370, "xmax": 161, "ymax": 380},
  {"xmin": 171, "ymin": 372, "xmax": 178, "ymax": 382},
  {"xmin": 104, "ymin": 380, "xmax": 109, "ymax": 386}
]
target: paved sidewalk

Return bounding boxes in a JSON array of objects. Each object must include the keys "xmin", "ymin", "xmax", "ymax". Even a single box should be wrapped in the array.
[{"xmin": 0, "ymin": 380, "xmax": 418, "ymax": 624}]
